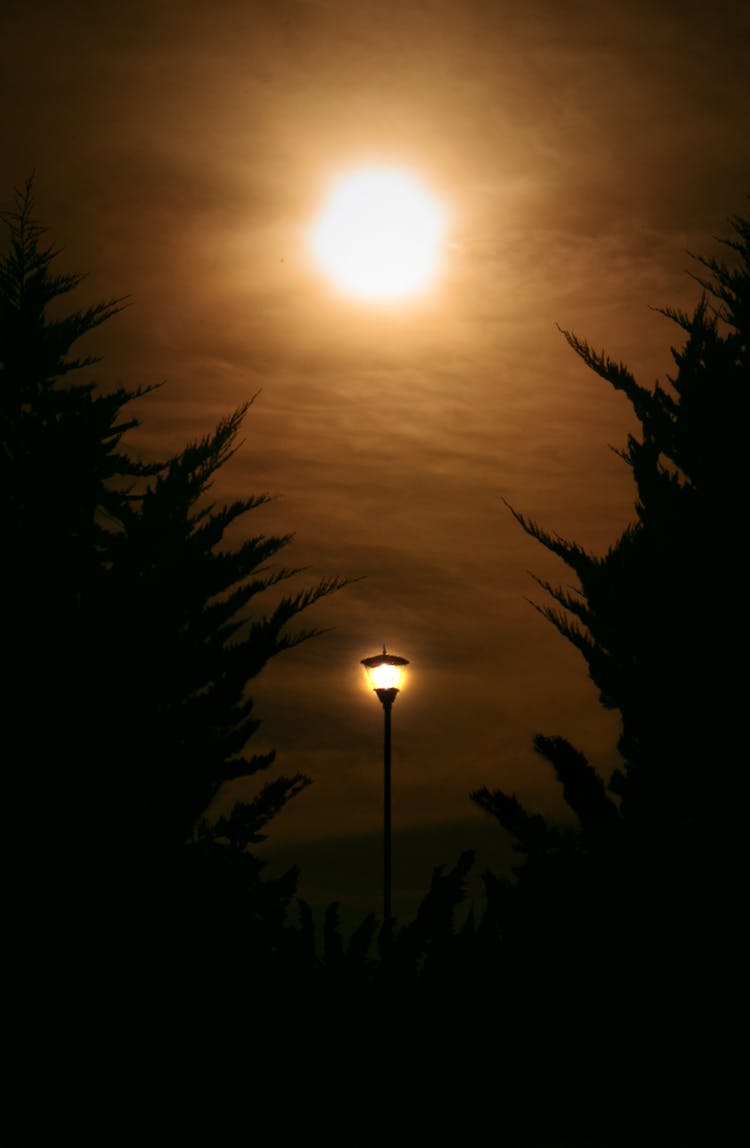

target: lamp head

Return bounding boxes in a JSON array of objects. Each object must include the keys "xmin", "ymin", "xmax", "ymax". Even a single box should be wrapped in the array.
[{"xmin": 361, "ymin": 646, "xmax": 409, "ymax": 696}]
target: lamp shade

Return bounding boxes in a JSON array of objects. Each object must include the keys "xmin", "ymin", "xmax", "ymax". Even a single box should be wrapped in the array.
[{"xmin": 361, "ymin": 647, "xmax": 409, "ymax": 692}]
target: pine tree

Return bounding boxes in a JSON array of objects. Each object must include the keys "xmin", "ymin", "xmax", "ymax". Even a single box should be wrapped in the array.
[
  {"xmin": 475, "ymin": 213, "xmax": 749, "ymax": 850},
  {"xmin": 0, "ymin": 178, "xmax": 346, "ymax": 988},
  {"xmin": 470, "ymin": 211, "xmax": 750, "ymax": 1139}
]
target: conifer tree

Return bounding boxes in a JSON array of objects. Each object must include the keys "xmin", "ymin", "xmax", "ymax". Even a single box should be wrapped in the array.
[
  {"xmin": 470, "ymin": 211, "xmax": 750, "ymax": 1136},
  {"xmin": 0, "ymin": 179, "xmax": 346, "ymax": 967},
  {"xmin": 474, "ymin": 212, "xmax": 749, "ymax": 859}
]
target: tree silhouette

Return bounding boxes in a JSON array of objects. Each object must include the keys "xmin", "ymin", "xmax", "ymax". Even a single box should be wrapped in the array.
[
  {"xmin": 476, "ymin": 212, "xmax": 749, "ymax": 850},
  {"xmin": 0, "ymin": 179, "xmax": 348, "ymax": 1020},
  {"xmin": 470, "ymin": 210, "xmax": 750, "ymax": 1143}
]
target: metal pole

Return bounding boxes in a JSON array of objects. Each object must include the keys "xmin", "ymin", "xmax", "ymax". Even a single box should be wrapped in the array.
[
  {"xmin": 383, "ymin": 694, "xmax": 392, "ymax": 931},
  {"xmin": 374, "ymin": 685, "xmax": 398, "ymax": 940}
]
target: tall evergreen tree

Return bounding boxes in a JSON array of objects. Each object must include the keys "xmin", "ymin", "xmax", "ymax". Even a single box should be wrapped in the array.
[
  {"xmin": 470, "ymin": 211, "xmax": 750, "ymax": 1141},
  {"xmin": 475, "ymin": 212, "xmax": 749, "ymax": 852},
  {"xmin": 0, "ymin": 179, "xmax": 346, "ymax": 981}
]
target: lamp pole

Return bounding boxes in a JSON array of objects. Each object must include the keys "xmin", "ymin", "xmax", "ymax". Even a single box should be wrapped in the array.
[
  {"xmin": 361, "ymin": 647, "xmax": 409, "ymax": 937},
  {"xmin": 380, "ymin": 686, "xmax": 395, "ymax": 928}
]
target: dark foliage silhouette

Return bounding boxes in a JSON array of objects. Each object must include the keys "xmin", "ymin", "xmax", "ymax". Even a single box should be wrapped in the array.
[
  {"xmin": 0, "ymin": 180, "xmax": 352, "ymax": 1143},
  {"xmin": 471, "ymin": 208, "xmax": 750, "ymax": 1145}
]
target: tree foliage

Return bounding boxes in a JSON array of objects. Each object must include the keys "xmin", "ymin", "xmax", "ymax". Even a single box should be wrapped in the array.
[
  {"xmin": 470, "ymin": 212, "xmax": 750, "ymax": 1141},
  {"xmin": 475, "ymin": 210, "xmax": 750, "ymax": 842},
  {"xmin": 0, "ymin": 179, "xmax": 347, "ymax": 970}
]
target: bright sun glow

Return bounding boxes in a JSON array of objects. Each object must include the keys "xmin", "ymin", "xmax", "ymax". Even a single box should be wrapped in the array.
[{"xmin": 310, "ymin": 167, "xmax": 445, "ymax": 301}]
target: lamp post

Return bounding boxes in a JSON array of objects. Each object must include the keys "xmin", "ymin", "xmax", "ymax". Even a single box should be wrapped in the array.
[{"xmin": 361, "ymin": 646, "xmax": 409, "ymax": 936}]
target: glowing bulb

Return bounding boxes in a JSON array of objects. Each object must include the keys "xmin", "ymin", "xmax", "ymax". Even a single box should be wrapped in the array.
[{"xmin": 369, "ymin": 663, "xmax": 403, "ymax": 690}]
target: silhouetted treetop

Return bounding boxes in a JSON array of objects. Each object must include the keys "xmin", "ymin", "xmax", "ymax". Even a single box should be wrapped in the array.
[
  {"xmin": 493, "ymin": 213, "xmax": 750, "ymax": 837},
  {"xmin": 0, "ymin": 178, "xmax": 348, "ymax": 965},
  {"xmin": 473, "ymin": 209, "xmax": 750, "ymax": 1007}
]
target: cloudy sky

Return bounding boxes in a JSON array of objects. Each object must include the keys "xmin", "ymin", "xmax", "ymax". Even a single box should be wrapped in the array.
[{"xmin": 3, "ymin": 0, "xmax": 749, "ymax": 930}]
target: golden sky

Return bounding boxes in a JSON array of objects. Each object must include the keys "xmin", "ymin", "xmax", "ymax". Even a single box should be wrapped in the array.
[{"xmin": 3, "ymin": 0, "xmax": 749, "ymax": 929}]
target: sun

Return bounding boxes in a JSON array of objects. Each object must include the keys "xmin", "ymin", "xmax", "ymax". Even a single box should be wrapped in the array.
[{"xmin": 310, "ymin": 167, "xmax": 445, "ymax": 302}]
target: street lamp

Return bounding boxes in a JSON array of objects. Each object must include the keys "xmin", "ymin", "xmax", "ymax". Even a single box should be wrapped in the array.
[{"xmin": 361, "ymin": 646, "xmax": 409, "ymax": 936}]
